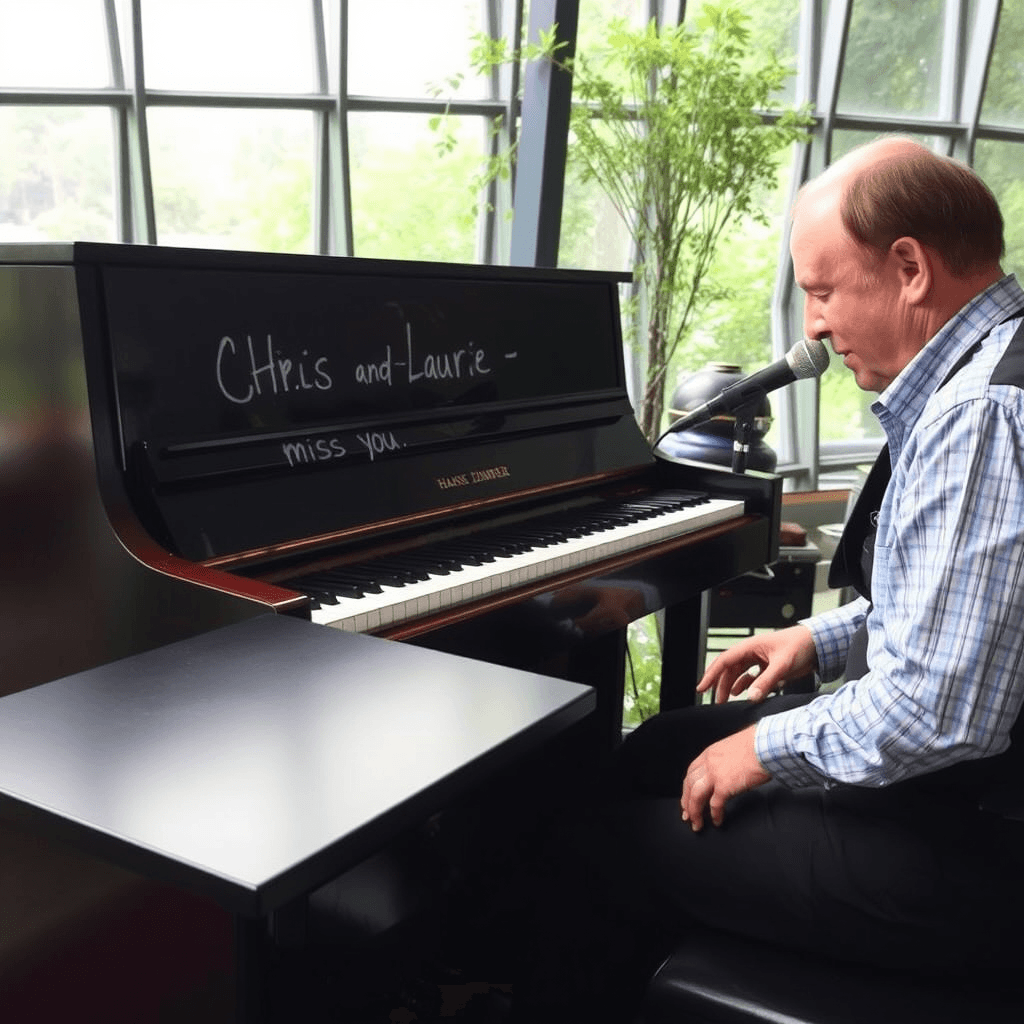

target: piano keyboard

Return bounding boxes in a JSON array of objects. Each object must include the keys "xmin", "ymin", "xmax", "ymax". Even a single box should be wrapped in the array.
[{"xmin": 290, "ymin": 490, "xmax": 744, "ymax": 633}]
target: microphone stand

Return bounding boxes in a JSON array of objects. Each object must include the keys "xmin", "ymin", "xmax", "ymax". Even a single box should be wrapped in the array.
[{"xmin": 730, "ymin": 392, "xmax": 766, "ymax": 475}]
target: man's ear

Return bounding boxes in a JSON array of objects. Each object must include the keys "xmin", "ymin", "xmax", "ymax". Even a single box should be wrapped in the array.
[{"xmin": 890, "ymin": 236, "xmax": 932, "ymax": 305}]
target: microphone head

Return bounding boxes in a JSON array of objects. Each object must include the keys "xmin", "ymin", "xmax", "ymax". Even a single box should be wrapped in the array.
[{"xmin": 786, "ymin": 336, "xmax": 831, "ymax": 379}]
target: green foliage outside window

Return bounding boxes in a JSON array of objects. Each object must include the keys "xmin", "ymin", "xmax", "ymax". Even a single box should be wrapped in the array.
[{"xmin": 445, "ymin": 5, "xmax": 810, "ymax": 442}]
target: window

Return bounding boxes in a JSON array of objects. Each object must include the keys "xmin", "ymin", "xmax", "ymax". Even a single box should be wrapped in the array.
[{"xmin": 2, "ymin": 0, "xmax": 1022, "ymax": 486}]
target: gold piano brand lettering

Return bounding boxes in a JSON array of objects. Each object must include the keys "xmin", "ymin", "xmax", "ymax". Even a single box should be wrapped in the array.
[
  {"xmin": 470, "ymin": 465, "xmax": 511, "ymax": 483},
  {"xmin": 435, "ymin": 465, "xmax": 510, "ymax": 491},
  {"xmin": 217, "ymin": 334, "xmax": 333, "ymax": 405}
]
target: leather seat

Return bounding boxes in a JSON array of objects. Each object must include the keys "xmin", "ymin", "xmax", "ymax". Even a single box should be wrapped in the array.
[{"xmin": 642, "ymin": 927, "xmax": 1023, "ymax": 1024}]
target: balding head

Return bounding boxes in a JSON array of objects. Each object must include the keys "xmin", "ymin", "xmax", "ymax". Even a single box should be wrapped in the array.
[
  {"xmin": 790, "ymin": 137, "xmax": 1007, "ymax": 392},
  {"xmin": 797, "ymin": 137, "xmax": 1004, "ymax": 280}
]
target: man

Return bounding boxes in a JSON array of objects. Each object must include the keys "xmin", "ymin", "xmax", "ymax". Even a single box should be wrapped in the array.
[
  {"xmin": 516, "ymin": 136, "xmax": 1024, "ymax": 1021},
  {"xmin": 684, "ymin": 134, "xmax": 1024, "ymax": 828}
]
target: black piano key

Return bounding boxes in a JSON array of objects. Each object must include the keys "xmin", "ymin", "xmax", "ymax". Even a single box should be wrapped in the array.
[
  {"xmin": 299, "ymin": 574, "xmax": 372, "ymax": 598},
  {"xmin": 317, "ymin": 570, "xmax": 386, "ymax": 594},
  {"xmin": 368, "ymin": 558, "xmax": 433, "ymax": 582}
]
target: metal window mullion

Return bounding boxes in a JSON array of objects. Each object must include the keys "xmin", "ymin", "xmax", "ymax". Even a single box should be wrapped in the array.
[
  {"xmin": 479, "ymin": 0, "xmax": 522, "ymax": 264},
  {"xmin": 768, "ymin": 0, "xmax": 821, "ymax": 484},
  {"xmin": 509, "ymin": 0, "xmax": 579, "ymax": 268},
  {"xmin": 782, "ymin": 0, "xmax": 854, "ymax": 488},
  {"xmin": 936, "ymin": 0, "xmax": 965, "ymax": 146},
  {"xmin": 312, "ymin": 0, "xmax": 331, "ymax": 254},
  {"xmin": 128, "ymin": 0, "xmax": 156, "ymax": 244},
  {"xmin": 660, "ymin": 0, "xmax": 685, "ymax": 27},
  {"xmin": 0, "ymin": 88, "xmax": 131, "ymax": 104},
  {"xmin": 103, "ymin": 0, "xmax": 134, "ymax": 242},
  {"xmin": 816, "ymin": 0, "xmax": 853, "ymax": 170},
  {"xmin": 332, "ymin": 0, "xmax": 354, "ymax": 256},
  {"xmin": 955, "ymin": 0, "xmax": 1001, "ymax": 162}
]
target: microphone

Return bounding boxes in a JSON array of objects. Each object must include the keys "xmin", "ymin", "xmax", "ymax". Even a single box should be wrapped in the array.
[{"xmin": 664, "ymin": 337, "xmax": 830, "ymax": 436}]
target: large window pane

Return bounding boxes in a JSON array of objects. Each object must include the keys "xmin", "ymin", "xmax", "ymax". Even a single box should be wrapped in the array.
[
  {"xmin": 348, "ymin": 0, "xmax": 487, "ymax": 99},
  {"xmin": 559, "ymin": 169, "xmax": 633, "ymax": 272},
  {"xmin": 141, "ymin": 0, "xmax": 315, "ymax": 92},
  {"xmin": 348, "ymin": 112, "xmax": 481, "ymax": 263},
  {"xmin": 148, "ymin": 108, "xmax": 314, "ymax": 252},
  {"xmin": 837, "ymin": 0, "xmax": 945, "ymax": 116},
  {"xmin": 980, "ymin": 0, "xmax": 1024, "ymax": 128},
  {"xmin": 830, "ymin": 127, "xmax": 947, "ymax": 161},
  {"xmin": 0, "ymin": 107, "xmax": 115, "ymax": 243},
  {"xmin": 578, "ymin": 0, "xmax": 650, "ymax": 42},
  {"xmin": 973, "ymin": 139, "xmax": 1024, "ymax": 280},
  {"xmin": 688, "ymin": 0, "xmax": 802, "ymax": 105},
  {"xmin": 0, "ymin": 0, "xmax": 110, "ymax": 89}
]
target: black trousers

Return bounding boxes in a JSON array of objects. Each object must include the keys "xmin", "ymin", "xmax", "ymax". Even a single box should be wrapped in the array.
[{"xmin": 514, "ymin": 695, "xmax": 1024, "ymax": 1023}]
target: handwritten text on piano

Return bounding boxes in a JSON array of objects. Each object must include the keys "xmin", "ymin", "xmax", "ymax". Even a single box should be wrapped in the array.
[
  {"xmin": 215, "ymin": 327, "xmax": 509, "ymax": 470},
  {"xmin": 355, "ymin": 323, "xmax": 495, "ymax": 386},
  {"xmin": 216, "ymin": 334, "xmax": 333, "ymax": 404},
  {"xmin": 282, "ymin": 430, "xmax": 403, "ymax": 468},
  {"xmin": 216, "ymin": 328, "xmax": 500, "ymax": 410}
]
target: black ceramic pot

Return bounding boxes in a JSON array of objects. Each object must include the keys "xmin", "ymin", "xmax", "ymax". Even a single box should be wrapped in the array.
[{"xmin": 659, "ymin": 361, "xmax": 777, "ymax": 472}]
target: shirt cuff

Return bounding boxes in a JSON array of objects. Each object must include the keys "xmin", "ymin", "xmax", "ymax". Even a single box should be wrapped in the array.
[{"xmin": 754, "ymin": 703, "xmax": 834, "ymax": 789}]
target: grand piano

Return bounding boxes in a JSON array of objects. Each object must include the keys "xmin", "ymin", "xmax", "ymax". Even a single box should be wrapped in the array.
[{"xmin": 0, "ymin": 241, "xmax": 780, "ymax": 1012}]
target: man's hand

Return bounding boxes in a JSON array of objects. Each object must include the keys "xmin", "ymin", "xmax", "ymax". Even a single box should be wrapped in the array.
[
  {"xmin": 696, "ymin": 624, "xmax": 818, "ymax": 704},
  {"xmin": 681, "ymin": 726, "xmax": 771, "ymax": 831}
]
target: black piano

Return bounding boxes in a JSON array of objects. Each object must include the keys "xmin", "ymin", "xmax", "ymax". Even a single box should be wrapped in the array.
[
  {"xmin": 1, "ymin": 240, "xmax": 779, "ymax": 735},
  {"xmin": 0, "ymin": 241, "xmax": 779, "ymax": 1013}
]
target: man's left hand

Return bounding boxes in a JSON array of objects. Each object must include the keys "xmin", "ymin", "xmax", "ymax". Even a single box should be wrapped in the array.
[{"xmin": 681, "ymin": 725, "xmax": 771, "ymax": 832}]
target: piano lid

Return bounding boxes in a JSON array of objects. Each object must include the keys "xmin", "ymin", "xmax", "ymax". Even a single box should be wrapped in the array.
[{"xmin": 59, "ymin": 243, "xmax": 650, "ymax": 564}]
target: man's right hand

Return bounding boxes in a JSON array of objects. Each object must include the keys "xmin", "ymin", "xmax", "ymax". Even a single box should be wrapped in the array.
[{"xmin": 697, "ymin": 625, "xmax": 818, "ymax": 704}]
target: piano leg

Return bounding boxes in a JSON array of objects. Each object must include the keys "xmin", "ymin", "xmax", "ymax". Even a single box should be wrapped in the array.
[
  {"xmin": 564, "ymin": 626, "xmax": 628, "ymax": 753},
  {"xmin": 659, "ymin": 592, "xmax": 710, "ymax": 711}
]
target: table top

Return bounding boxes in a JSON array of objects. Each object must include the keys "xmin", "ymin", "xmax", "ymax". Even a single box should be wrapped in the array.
[{"xmin": 0, "ymin": 614, "xmax": 594, "ymax": 916}]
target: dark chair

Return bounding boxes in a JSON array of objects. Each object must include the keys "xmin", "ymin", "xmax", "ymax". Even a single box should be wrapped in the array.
[{"xmin": 642, "ymin": 926, "xmax": 1024, "ymax": 1024}]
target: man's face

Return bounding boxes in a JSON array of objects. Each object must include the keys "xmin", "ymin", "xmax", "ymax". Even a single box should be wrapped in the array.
[{"xmin": 790, "ymin": 192, "xmax": 921, "ymax": 393}]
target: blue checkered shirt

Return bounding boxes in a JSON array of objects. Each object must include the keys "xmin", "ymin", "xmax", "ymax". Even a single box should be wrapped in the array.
[{"xmin": 756, "ymin": 275, "xmax": 1024, "ymax": 788}]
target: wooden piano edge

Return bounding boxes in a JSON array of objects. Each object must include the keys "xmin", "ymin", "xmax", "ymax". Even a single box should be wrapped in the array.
[
  {"xmin": 111, "ymin": 506, "xmax": 771, "ymax": 639},
  {"xmin": 107, "ymin": 510, "xmax": 309, "ymax": 614}
]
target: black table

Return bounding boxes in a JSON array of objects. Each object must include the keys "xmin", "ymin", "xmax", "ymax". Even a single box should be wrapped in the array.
[{"xmin": 0, "ymin": 614, "xmax": 594, "ymax": 1020}]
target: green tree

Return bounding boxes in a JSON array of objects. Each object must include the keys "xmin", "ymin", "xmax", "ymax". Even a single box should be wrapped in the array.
[
  {"xmin": 563, "ymin": 8, "xmax": 809, "ymax": 440},
  {"xmin": 452, "ymin": 5, "xmax": 810, "ymax": 441}
]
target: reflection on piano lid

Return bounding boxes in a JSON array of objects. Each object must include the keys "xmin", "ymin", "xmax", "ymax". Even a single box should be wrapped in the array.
[{"xmin": 5, "ymin": 241, "xmax": 779, "ymax": 642}]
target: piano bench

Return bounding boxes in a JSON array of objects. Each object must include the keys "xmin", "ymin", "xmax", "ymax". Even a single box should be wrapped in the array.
[{"xmin": 641, "ymin": 928, "xmax": 1024, "ymax": 1024}]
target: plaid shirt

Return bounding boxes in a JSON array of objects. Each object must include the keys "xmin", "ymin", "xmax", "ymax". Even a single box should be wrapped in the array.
[{"xmin": 757, "ymin": 275, "xmax": 1024, "ymax": 788}]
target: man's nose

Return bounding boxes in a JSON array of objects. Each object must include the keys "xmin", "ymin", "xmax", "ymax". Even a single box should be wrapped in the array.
[{"xmin": 803, "ymin": 301, "xmax": 829, "ymax": 343}]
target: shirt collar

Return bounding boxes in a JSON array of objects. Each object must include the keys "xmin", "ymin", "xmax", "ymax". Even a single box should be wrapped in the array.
[{"xmin": 871, "ymin": 274, "xmax": 1024, "ymax": 453}]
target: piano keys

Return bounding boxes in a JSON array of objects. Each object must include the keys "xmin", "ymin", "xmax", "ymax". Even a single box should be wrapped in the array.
[{"xmin": 296, "ymin": 490, "xmax": 745, "ymax": 632}]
